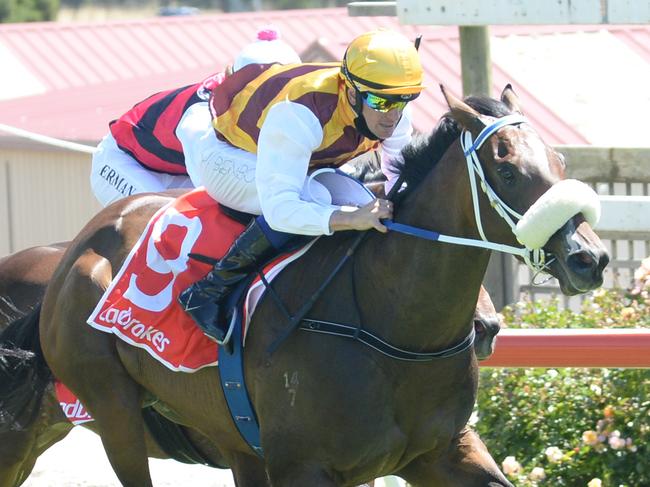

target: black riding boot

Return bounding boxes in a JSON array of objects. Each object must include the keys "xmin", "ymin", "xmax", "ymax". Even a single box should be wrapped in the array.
[{"xmin": 178, "ymin": 219, "xmax": 274, "ymax": 343}]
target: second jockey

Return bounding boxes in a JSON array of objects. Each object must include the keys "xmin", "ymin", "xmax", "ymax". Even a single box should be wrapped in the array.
[
  {"xmin": 179, "ymin": 29, "xmax": 424, "ymax": 342},
  {"xmin": 89, "ymin": 28, "xmax": 301, "ymax": 207}
]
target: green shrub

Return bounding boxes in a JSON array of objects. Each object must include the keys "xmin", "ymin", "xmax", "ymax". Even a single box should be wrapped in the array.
[
  {"xmin": 476, "ymin": 261, "xmax": 650, "ymax": 486},
  {"xmin": 0, "ymin": 0, "xmax": 14, "ymax": 21},
  {"xmin": 1, "ymin": 0, "xmax": 58, "ymax": 22},
  {"xmin": 33, "ymin": 0, "xmax": 58, "ymax": 20}
]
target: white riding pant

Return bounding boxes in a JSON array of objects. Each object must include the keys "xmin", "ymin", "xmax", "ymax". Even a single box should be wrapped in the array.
[
  {"xmin": 184, "ymin": 133, "xmax": 374, "ymax": 220},
  {"xmin": 184, "ymin": 132, "xmax": 263, "ymax": 215},
  {"xmin": 90, "ymin": 133, "xmax": 194, "ymax": 207}
]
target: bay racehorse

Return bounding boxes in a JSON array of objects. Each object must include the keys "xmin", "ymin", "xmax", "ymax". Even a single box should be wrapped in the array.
[
  {"xmin": 0, "ymin": 251, "xmax": 498, "ymax": 485},
  {"xmin": 1, "ymin": 86, "xmax": 607, "ymax": 486},
  {"xmin": 0, "ymin": 142, "xmax": 501, "ymax": 487}
]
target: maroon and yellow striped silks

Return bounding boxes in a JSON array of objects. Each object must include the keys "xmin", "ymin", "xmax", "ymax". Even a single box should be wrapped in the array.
[{"xmin": 210, "ymin": 62, "xmax": 379, "ymax": 168}]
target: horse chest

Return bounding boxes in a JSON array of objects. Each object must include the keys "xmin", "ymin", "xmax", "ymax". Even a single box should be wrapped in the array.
[
  {"xmin": 330, "ymin": 414, "xmax": 458, "ymax": 484},
  {"xmin": 389, "ymin": 370, "xmax": 476, "ymax": 450},
  {"xmin": 335, "ymin": 377, "xmax": 473, "ymax": 479}
]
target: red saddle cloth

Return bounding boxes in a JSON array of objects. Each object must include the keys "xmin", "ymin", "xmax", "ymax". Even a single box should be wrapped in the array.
[
  {"xmin": 88, "ymin": 188, "xmax": 245, "ymax": 372},
  {"xmin": 89, "ymin": 187, "xmax": 314, "ymax": 372},
  {"xmin": 76, "ymin": 188, "xmax": 314, "ymax": 424}
]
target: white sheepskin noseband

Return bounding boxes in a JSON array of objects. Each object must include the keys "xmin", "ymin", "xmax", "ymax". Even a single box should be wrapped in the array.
[{"xmin": 514, "ymin": 179, "xmax": 601, "ymax": 249}]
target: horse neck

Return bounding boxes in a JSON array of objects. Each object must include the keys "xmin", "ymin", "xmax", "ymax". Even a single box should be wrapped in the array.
[{"xmin": 355, "ymin": 140, "xmax": 495, "ymax": 350}]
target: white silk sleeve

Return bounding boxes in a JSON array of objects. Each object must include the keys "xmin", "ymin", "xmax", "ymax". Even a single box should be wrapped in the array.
[
  {"xmin": 380, "ymin": 104, "xmax": 413, "ymax": 193},
  {"xmin": 175, "ymin": 101, "xmax": 212, "ymax": 186},
  {"xmin": 256, "ymin": 101, "xmax": 337, "ymax": 235}
]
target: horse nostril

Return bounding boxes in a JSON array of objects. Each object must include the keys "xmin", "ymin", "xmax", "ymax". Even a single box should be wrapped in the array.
[
  {"xmin": 568, "ymin": 250, "xmax": 596, "ymax": 272},
  {"xmin": 474, "ymin": 318, "xmax": 500, "ymax": 336},
  {"xmin": 598, "ymin": 251, "xmax": 610, "ymax": 273}
]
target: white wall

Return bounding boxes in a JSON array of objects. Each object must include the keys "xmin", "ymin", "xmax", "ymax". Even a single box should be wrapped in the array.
[{"xmin": 0, "ymin": 149, "xmax": 101, "ymax": 255}]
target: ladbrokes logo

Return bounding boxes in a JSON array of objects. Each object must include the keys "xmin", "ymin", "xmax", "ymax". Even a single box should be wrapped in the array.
[
  {"xmin": 99, "ymin": 306, "xmax": 171, "ymax": 352},
  {"xmin": 60, "ymin": 399, "xmax": 93, "ymax": 424}
]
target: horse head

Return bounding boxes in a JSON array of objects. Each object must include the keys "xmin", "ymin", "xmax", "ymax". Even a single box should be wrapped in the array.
[{"xmin": 441, "ymin": 84, "xmax": 609, "ymax": 295}]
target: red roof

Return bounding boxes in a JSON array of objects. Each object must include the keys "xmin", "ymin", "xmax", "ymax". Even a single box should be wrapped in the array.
[{"xmin": 1, "ymin": 9, "xmax": 645, "ymax": 145}]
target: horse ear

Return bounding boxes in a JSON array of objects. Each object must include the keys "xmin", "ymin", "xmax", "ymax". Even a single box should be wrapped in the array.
[
  {"xmin": 500, "ymin": 84, "xmax": 524, "ymax": 115},
  {"xmin": 439, "ymin": 84, "xmax": 485, "ymax": 133}
]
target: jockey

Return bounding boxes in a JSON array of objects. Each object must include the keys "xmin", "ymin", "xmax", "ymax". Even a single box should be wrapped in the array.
[
  {"xmin": 179, "ymin": 29, "xmax": 423, "ymax": 342},
  {"xmin": 89, "ymin": 28, "xmax": 301, "ymax": 207}
]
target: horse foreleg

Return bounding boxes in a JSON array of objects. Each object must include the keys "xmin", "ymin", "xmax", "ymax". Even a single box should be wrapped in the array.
[
  {"xmin": 227, "ymin": 452, "xmax": 269, "ymax": 487},
  {"xmin": 267, "ymin": 464, "xmax": 340, "ymax": 487},
  {"xmin": 229, "ymin": 452, "xmax": 376, "ymax": 487},
  {"xmin": 398, "ymin": 427, "xmax": 513, "ymax": 487}
]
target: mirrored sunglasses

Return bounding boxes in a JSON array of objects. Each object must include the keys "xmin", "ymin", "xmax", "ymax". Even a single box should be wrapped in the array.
[{"xmin": 362, "ymin": 92, "xmax": 410, "ymax": 113}]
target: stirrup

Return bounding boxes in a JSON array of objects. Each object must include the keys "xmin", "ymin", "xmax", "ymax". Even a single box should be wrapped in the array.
[{"xmin": 214, "ymin": 310, "xmax": 237, "ymax": 347}]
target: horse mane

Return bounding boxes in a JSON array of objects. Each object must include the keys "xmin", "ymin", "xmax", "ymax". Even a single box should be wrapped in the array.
[
  {"xmin": 395, "ymin": 95, "xmax": 514, "ymax": 202},
  {"xmin": 343, "ymin": 152, "xmax": 384, "ymax": 184}
]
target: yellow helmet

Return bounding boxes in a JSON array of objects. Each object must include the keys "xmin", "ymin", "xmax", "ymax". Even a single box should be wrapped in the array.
[{"xmin": 341, "ymin": 29, "xmax": 425, "ymax": 97}]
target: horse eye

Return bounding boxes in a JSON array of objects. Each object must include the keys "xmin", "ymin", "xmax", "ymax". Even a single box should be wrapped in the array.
[{"xmin": 497, "ymin": 165, "xmax": 516, "ymax": 184}]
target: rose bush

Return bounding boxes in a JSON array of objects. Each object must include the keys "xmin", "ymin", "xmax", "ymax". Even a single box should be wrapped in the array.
[{"xmin": 475, "ymin": 260, "xmax": 650, "ymax": 486}]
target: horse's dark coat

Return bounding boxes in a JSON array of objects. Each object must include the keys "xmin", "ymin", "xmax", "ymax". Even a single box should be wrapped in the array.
[{"xmin": 0, "ymin": 87, "xmax": 608, "ymax": 487}]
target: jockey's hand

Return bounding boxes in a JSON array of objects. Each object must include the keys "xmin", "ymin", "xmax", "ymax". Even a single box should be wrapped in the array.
[{"xmin": 329, "ymin": 199, "xmax": 393, "ymax": 233}]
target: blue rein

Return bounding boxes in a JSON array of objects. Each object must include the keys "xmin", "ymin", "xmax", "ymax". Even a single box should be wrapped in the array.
[{"xmin": 384, "ymin": 220, "xmax": 441, "ymax": 241}]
